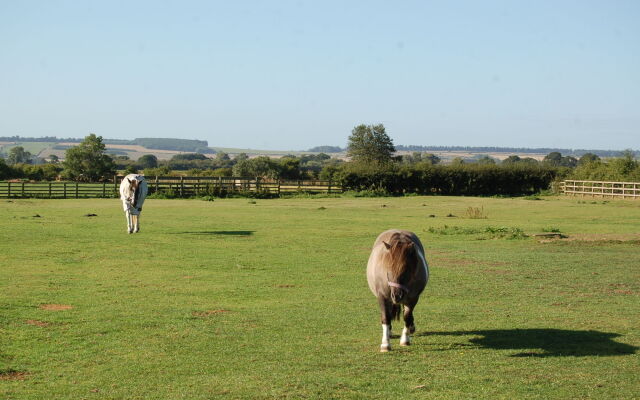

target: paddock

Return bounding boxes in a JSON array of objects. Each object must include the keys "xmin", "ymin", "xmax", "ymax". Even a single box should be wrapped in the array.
[{"xmin": 1, "ymin": 195, "xmax": 638, "ymax": 399}]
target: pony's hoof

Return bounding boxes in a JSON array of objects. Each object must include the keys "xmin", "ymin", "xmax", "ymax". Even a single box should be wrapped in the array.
[
  {"xmin": 380, "ymin": 345, "xmax": 390, "ymax": 352},
  {"xmin": 400, "ymin": 341, "xmax": 411, "ymax": 347}
]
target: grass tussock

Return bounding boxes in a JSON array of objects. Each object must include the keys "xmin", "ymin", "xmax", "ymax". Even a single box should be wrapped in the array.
[{"xmin": 427, "ymin": 225, "xmax": 528, "ymax": 239}]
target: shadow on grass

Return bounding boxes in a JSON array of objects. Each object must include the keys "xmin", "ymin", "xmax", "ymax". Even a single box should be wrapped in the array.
[
  {"xmin": 174, "ymin": 230, "xmax": 255, "ymax": 236},
  {"xmin": 418, "ymin": 329, "xmax": 637, "ymax": 357}
]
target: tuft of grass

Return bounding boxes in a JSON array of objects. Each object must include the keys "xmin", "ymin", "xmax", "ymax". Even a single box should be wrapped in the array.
[
  {"xmin": 465, "ymin": 206, "xmax": 487, "ymax": 219},
  {"xmin": 428, "ymin": 225, "xmax": 528, "ymax": 239}
]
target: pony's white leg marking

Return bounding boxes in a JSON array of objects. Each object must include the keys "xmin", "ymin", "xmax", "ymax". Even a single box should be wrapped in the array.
[
  {"xmin": 381, "ymin": 324, "xmax": 391, "ymax": 352},
  {"xmin": 400, "ymin": 326, "xmax": 411, "ymax": 346}
]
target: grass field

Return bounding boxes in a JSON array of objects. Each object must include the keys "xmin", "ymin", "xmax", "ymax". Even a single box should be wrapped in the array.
[{"xmin": 1, "ymin": 195, "xmax": 639, "ymax": 399}]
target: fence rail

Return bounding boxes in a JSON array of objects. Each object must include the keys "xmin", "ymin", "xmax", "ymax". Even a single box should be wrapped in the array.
[
  {"xmin": 561, "ymin": 180, "xmax": 640, "ymax": 199},
  {"xmin": 0, "ymin": 176, "xmax": 343, "ymax": 199}
]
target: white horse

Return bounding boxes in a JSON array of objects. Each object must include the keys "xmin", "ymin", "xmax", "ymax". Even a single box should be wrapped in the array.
[{"xmin": 119, "ymin": 174, "xmax": 148, "ymax": 234}]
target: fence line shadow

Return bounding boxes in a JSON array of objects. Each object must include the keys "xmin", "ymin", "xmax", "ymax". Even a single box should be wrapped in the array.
[
  {"xmin": 174, "ymin": 230, "xmax": 255, "ymax": 236},
  {"xmin": 416, "ymin": 328, "xmax": 637, "ymax": 357}
]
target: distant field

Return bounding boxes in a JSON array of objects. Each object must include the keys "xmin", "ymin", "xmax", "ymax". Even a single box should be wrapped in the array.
[
  {"xmin": 1, "ymin": 195, "xmax": 638, "ymax": 399},
  {"xmin": 0, "ymin": 142, "xmax": 53, "ymax": 157},
  {"xmin": 1, "ymin": 140, "xmax": 553, "ymax": 163},
  {"xmin": 211, "ymin": 147, "xmax": 318, "ymax": 157}
]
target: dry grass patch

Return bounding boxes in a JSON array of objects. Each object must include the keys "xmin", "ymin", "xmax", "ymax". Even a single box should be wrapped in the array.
[
  {"xmin": 192, "ymin": 309, "xmax": 231, "ymax": 317},
  {"xmin": 39, "ymin": 304, "xmax": 73, "ymax": 311},
  {"xmin": 25, "ymin": 319, "xmax": 50, "ymax": 327}
]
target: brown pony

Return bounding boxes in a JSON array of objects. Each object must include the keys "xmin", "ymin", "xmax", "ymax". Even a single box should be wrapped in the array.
[{"xmin": 366, "ymin": 229, "xmax": 429, "ymax": 352}]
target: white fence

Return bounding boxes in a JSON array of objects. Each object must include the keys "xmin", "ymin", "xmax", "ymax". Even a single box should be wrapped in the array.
[{"xmin": 561, "ymin": 180, "xmax": 640, "ymax": 199}]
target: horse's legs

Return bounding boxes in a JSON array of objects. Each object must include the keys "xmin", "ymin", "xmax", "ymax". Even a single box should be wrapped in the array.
[
  {"xmin": 133, "ymin": 214, "xmax": 140, "ymax": 233},
  {"xmin": 400, "ymin": 297, "xmax": 419, "ymax": 346},
  {"xmin": 125, "ymin": 210, "xmax": 133, "ymax": 233},
  {"xmin": 378, "ymin": 297, "xmax": 394, "ymax": 352}
]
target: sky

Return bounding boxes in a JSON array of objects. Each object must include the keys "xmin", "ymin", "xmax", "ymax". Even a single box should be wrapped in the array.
[{"xmin": 1, "ymin": 1, "xmax": 638, "ymax": 151}]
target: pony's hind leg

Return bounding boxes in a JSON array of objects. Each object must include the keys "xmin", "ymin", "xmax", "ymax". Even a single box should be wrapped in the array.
[{"xmin": 400, "ymin": 299, "xmax": 418, "ymax": 346}]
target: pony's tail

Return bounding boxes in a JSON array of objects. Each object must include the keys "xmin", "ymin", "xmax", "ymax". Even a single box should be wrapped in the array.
[{"xmin": 392, "ymin": 304, "xmax": 403, "ymax": 321}]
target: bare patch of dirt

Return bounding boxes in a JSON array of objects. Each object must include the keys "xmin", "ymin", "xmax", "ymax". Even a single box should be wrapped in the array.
[
  {"xmin": 39, "ymin": 304, "xmax": 73, "ymax": 311},
  {"xmin": 0, "ymin": 370, "xmax": 29, "ymax": 381},
  {"xmin": 606, "ymin": 283, "xmax": 636, "ymax": 296},
  {"xmin": 25, "ymin": 319, "xmax": 50, "ymax": 327},
  {"xmin": 192, "ymin": 309, "xmax": 230, "ymax": 317}
]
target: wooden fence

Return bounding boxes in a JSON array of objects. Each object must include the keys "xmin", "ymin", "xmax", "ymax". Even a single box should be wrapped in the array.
[
  {"xmin": 561, "ymin": 180, "xmax": 640, "ymax": 199},
  {"xmin": 0, "ymin": 176, "xmax": 343, "ymax": 199}
]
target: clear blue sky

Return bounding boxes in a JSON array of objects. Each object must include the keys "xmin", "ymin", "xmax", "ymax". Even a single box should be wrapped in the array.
[{"xmin": 1, "ymin": 0, "xmax": 638, "ymax": 150}]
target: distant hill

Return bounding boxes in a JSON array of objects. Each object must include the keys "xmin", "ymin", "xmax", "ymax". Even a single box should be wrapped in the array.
[
  {"xmin": 395, "ymin": 145, "xmax": 639, "ymax": 158},
  {"xmin": 307, "ymin": 145, "xmax": 343, "ymax": 153},
  {"xmin": 132, "ymin": 138, "xmax": 213, "ymax": 153},
  {"xmin": 1, "ymin": 136, "xmax": 637, "ymax": 158},
  {"xmin": 0, "ymin": 136, "xmax": 213, "ymax": 154}
]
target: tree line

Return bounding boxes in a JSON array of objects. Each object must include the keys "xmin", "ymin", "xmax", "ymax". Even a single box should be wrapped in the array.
[{"xmin": 1, "ymin": 128, "xmax": 639, "ymax": 197}]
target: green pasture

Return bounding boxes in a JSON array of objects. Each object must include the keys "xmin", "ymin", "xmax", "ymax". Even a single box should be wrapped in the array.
[
  {"xmin": 0, "ymin": 143, "xmax": 53, "ymax": 157},
  {"xmin": 1, "ymin": 195, "xmax": 639, "ymax": 399}
]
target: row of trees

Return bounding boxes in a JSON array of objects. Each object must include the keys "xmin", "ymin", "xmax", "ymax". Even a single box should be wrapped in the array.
[{"xmin": 1, "ymin": 127, "xmax": 638, "ymax": 197}]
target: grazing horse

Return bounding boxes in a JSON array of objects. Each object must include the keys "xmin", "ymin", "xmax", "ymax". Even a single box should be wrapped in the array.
[
  {"xmin": 119, "ymin": 174, "xmax": 148, "ymax": 234},
  {"xmin": 367, "ymin": 229, "xmax": 429, "ymax": 352}
]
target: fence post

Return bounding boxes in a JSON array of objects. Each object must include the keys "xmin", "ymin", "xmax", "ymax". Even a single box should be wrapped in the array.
[
  {"xmin": 75, "ymin": 182, "xmax": 79, "ymax": 198},
  {"xmin": 155, "ymin": 176, "xmax": 159, "ymax": 194},
  {"xmin": 114, "ymin": 175, "xmax": 118, "ymax": 193},
  {"xmin": 49, "ymin": 182, "xmax": 52, "ymax": 198},
  {"xmin": 63, "ymin": 182, "xmax": 67, "ymax": 198},
  {"xmin": 21, "ymin": 182, "xmax": 25, "ymax": 197},
  {"xmin": 328, "ymin": 179, "xmax": 332, "ymax": 194},
  {"xmin": 7, "ymin": 182, "xmax": 11, "ymax": 197},
  {"xmin": 180, "ymin": 176, "xmax": 184, "ymax": 197},
  {"xmin": 102, "ymin": 181, "xmax": 106, "ymax": 198}
]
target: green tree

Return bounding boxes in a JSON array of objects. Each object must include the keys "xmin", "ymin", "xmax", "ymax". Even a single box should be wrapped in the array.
[
  {"xmin": 543, "ymin": 152, "xmax": 577, "ymax": 167},
  {"xmin": 232, "ymin": 156, "xmax": 281, "ymax": 178},
  {"xmin": 279, "ymin": 157, "xmax": 301, "ymax": 179},
  {"xmin": 215, "ymin": 152, "xmax": 231, "ymax": 162},
  {"xmin": 62, "ymin": 134, "xmax": 116, "ymax": 181},
  {"xmin": 138, "ymin": 154, "xmax": 158, "ymax": 169},
  {"xmin": 578, "ymin": 153, "xmax": 600, "ymax": 165},
  {"xmin": 48, "ymin": 154, "xmax": 60, "ymax": 164},
  {"xmin": 476, "ymin": 155, "xmax": 496, "ymax": 165},
  {"xmin": 346, "ymin": 124, "xmax": 395, "ymax": 165},
  {"xmin": 234, "ymin": 153, "xmax": 249, "ymax": 162},
  {"xmin": 543, "ymin": 152, "xmax": 563, "ymax": 166},
  {"xmin": 7, "ymin": 146, "xmax": 32, "ymax": 164},
  {"xmin": 422, "ymin": 153, "xmax": 441, "ymax": 165},
  {"xmin": 502, "ymin": 155, "xmax": 521, "ymax": 165},
  {"xmin": 0, "ymin": 158, "xmax": 12, "ymax": 179}
]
